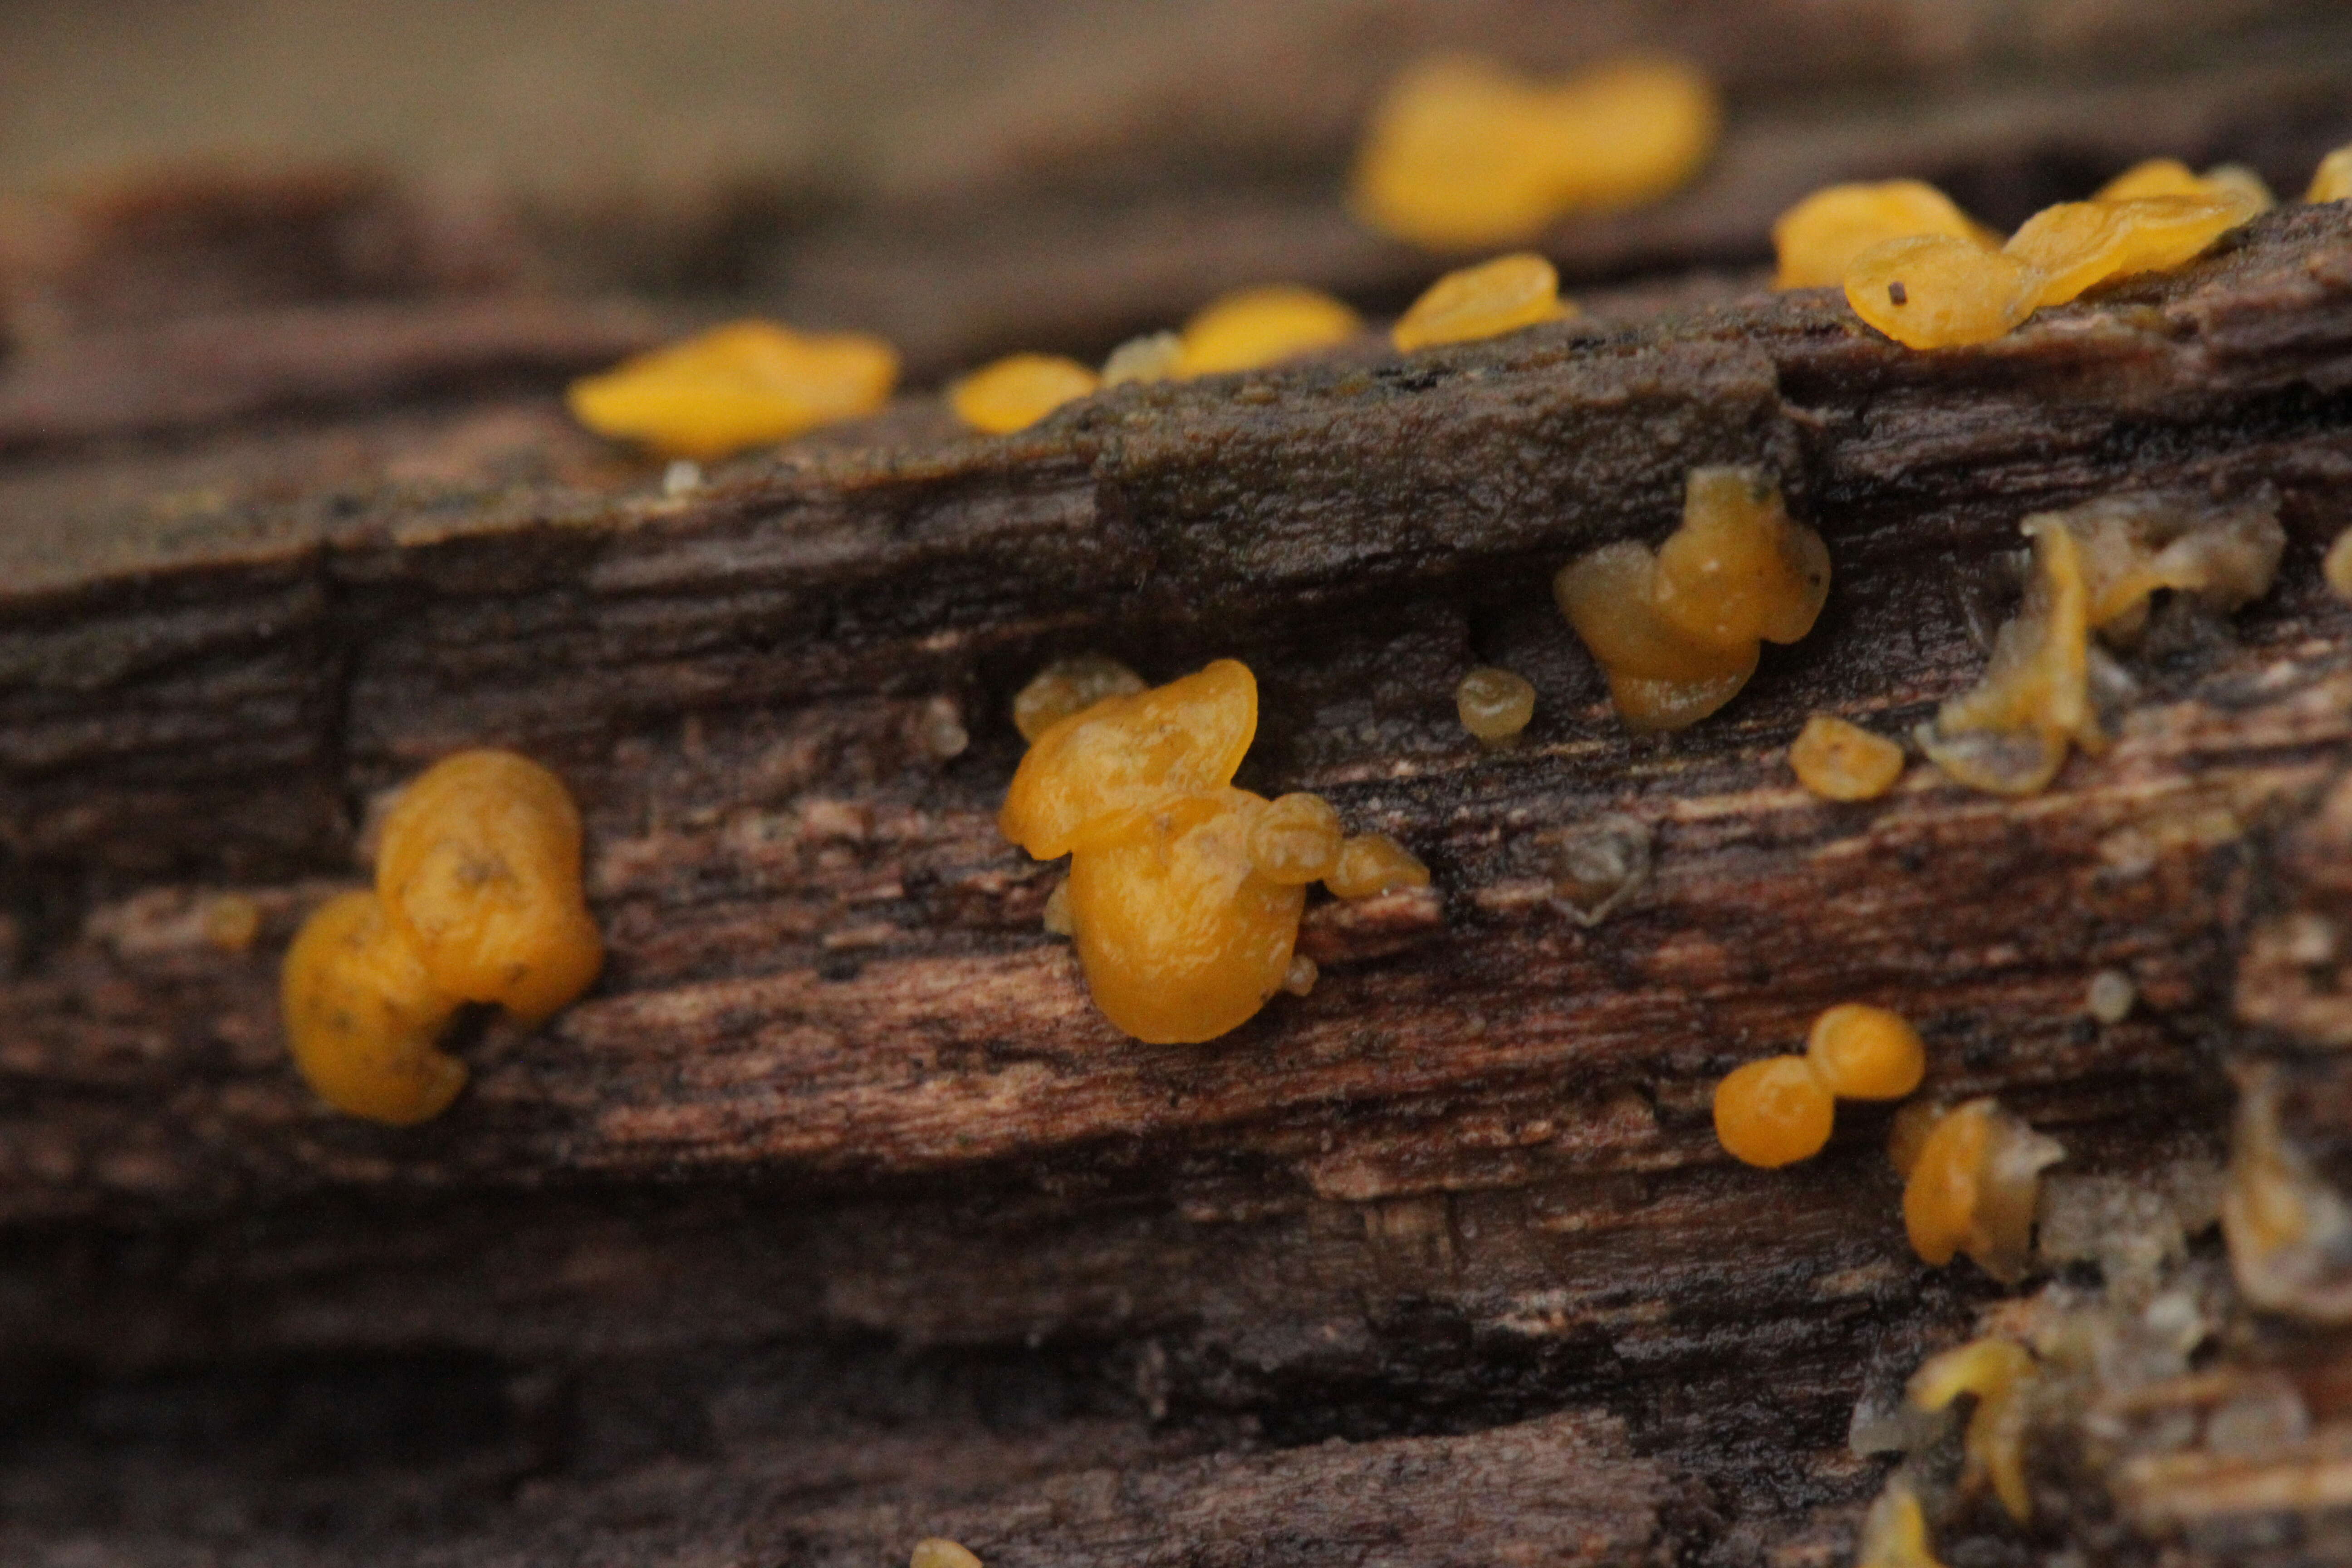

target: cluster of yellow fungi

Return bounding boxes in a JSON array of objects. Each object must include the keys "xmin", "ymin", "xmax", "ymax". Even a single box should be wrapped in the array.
[
  {"xmin": 567, "ymin": 320, "xmax": 898, "ymax": 459},
  {"xmin": 1556, "ymin": 466, "xmax": 1830, "ymax": 731},
  {"xmin": 1000, "ymin": 658, "xmax": 1425, "ymax": 1043},
  {"xmin": 1857, "ymin": 1336, "xmax": 2045, "ymax": 1567},
  {"xmin": 1712, "ymin": 1004, "xmax": 1926, "ymax": 1168},
  {"xmin": 1351, "ymin": 54, "xmax": 1718, "ymax": 250},
  {"xmin": 280, "ymin": 750, "xmax": 601, "ymax": 1124}
]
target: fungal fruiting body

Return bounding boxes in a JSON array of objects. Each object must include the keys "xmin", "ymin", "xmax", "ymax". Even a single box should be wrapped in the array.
[
  {"xmin": 1351, "ymin": 54, "xmax": 1718, "ymax": 250},
  {"xmin": 1392, "ymin": 253, "xmax": 1574, "ymax": 350},
  {"xmin": 281, "ymin": 750, "xmax": 601, "ymax": 1124},
  {"xmin": 1893, "ymin": 1098, "xmax": 2064, "ymax": 1282},
  {"xmin": 2311, "ymin": 145, "xmax": 2352, "ymax": 204},
  {"xmin": 1102, "ymin": 331, "xmax": 1186, "ymax": 387},
  {"xmin": 1179, "ymin": 286, "xmax": 1362, "ymax": 374},
  {"xmin": 910, "ymin": 1541, "xmax": 984, "ymax": 1568},
  {"xmin": 950, "ymin": 353, "xmax": 1100, "ymax": 435},
  {"xmin": 1000, "ymin": 660, "xmax": 1414, "ymax": 1044},
  {"xmin": 2221, "ymin": 1063, "xmax": 2352, "ymax": 1322},
  {"xmin": 567, "ymin": 320, "xmax": 898, "ymax": 459},
  {"xmin": 2326, "ymin": 528, "xmax": 2352, "ymax": 601},
  {"xmin": 1920, "ymin": 492, "xmax": 2283, "ymax": 795},
  {"xmin": 1012, "ymin": 655, "xmax": 1148, "ymax": 743},
  {"xmin": 1713, "ymin": 1002, "xmax": 1924, "ymax": 1167},
  {"xmin": 1555, "ymin": 466, "xmax": 1829, "ymax": 731},
  {"xmin": 1455, "ymin": 666, "xmax": 1536, "ymax": 745},
  {"xmin": 1771, "ymin": 180, "xmax": 1994, "ymax": 290},
  {"xmin": 1856, "ymin": 1479, "xmax": 1948, "ymax": 1568},
  {"xmin": 1788, "ymin": 714, "xmax": 1905, "ymax": 801},
  {"xmin": 1908, "ymin": 1338, "xmax": 2038, "ymax": 1523},
  {"xmin": 1845, "ymin": 165, "xmax": 2267, "ymax": 349}
]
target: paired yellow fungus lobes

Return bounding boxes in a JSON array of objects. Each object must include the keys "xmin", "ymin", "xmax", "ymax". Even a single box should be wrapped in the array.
[
  {"xmin": 1896, "ymin": 1098, "xmax": 2064, "ymax": 1282},
  {"xmin": 2311, "ymin": 145, "xmax": 2352, "ymax": 204},
  {"xmin": 1455, "ymin": 666, "xmax": 1536, "ymax": 745},
  {"xmin": 950, "ymin": 353, "xmax": 1100, "ymax": 435},
  {"xmin": 1351, "ymin": 54, "xmax": 1718, "ymax": 250},
  {"xmin": 1001, "ymin": 661, "xmax": 1413, "ymax": 1044},
  {"xmin": 1856, "ymin": 1479, "xmax": 1948, "ymax": 1568},
  {"xmin": 376, "ymin": 750, "xmax": 604, "ymax": 1028},
  {"xmin": 1788, "ymin": 714, "xmax": 1905, "ymax": 801},
  {"xmin": 282, "ymin": 750, "xmax": 601, "ymax": 1124},
  {"xmin": 1807, "ymin": 1004, "xmax": 1926, "ymax": 1101},
  {"xmin": 1908, "ymin": 1338, "xmax": 2038, "ymax": 1523},
  {"xmin": 280, "ymin": 890, "xmax": 465, "ymax": 1127},
  {"xmin": 567, "ymin": 320, "xmax": 898, "ymax": 459},
  {"xmin": 1392, "ymin": 253, "xmax": 1574, "ymax": 350},
  {"xmin": 1012, "ymin": 655, "xmax": 1148, "ymax": 743},
  {"xmin": 1179, "ymin": 286, "xmax": 1362, "ymax": 374},
  {"xmin": 1713, "ymin": 1055, "xmax": 1835, "ymax": 1169},
  {"xmin": 1771, "ymin": 180, "xmax": 1995, "ymax": 290},
  {"xmin": 1555, "ymin": 466, "xmax": 1829, "ymax": 731}
]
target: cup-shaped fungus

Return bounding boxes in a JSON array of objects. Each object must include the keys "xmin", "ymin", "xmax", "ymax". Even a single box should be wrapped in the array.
[
  {"xmin": 2311, "ymin": 144, "xmax": 2352, "ymax": 204},
  {"xmin": 1908, "ymin": 1338, "xmax": 2038, "ymax": 1523},
  {"xmin": 1351, "ymin": 54, "xmax": 1717, "ymax": 250},
  {"xmin": 1714, "ymin": 1055, "xmax": 1836, "ymax": 1168},
  {"xmin": 281, "ymin": 890, "xmax": 465, "ymax": 1125},
  {"xmin": 375, "ymin": 749, "xmax": 603, "ymax": 1028},
  {"xmin": 1894, "ymin": 1098, "xmax": 2064, "ymax": 1282},
  {"xmin": 1012, "ymin": 655, "xmax": 1148, "ymax": 743},
  {"xmin": 1179, "ymin": 286, "xmax": 1362, "ymax": 374},
  {"xmin": 1556, "ymin": 466, "xmax": 1829, "ymax": 731},
  {"xmin": 1807, "ymin": 1004, "xmax": 1926, "ymax": 1100},
  {"xmin": 950, "ymin": 353, "xmax": 1100, "ymax": 435},
  {"xmin": 1789, "ymin": 715, "xmax": 1906, "ymax": 801},
  {"xmin": 1245, "ymin": 792, "xmax": 1345, "ymax": 885},
  {"xmin": 567, "ymin": 320, "xmax": 898, "ymax": 459},
  {"xmin": 1455, "ymin": 666, "xmax": 1536, "ymax": 746},
  {"xmin": 1772, "ymin": 180, "xmax": 1996, "ymax": 291},
  {"xmin": 1392, "ymin": 253, "xmax": 1574, "ymax": 350},
  {"xmin": 1325, "ymin": 833, "xmax": 1432, "ymax": 899}
]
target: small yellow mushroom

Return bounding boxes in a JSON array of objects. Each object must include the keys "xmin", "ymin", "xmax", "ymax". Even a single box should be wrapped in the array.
[
  {"xmin": 911, "ymin": 1541, "xmax": 984, "ymax": 1568},
  {"xmin": 950, "ymin": 353, "xmax": 1100, "ymax": 435},
  {"xmin": 1713, "ymin": 1055, "xmax": 1835, "ymax": 1169},
  {"xmin": 1392, "ymin": 253, "xmax": 1574, "ymax": 351},
  {"xmin": 1788, "ymin": 715, "xmax": 1905, "ymax": 801},
  {"xmin": 1325, "ymin": 832, "xmax": 1431, "ymax": 899},
  {"xmin": 1180, "ymin": 285, "xmax": 1362, "ymax": 374},
  {"xmin": 1908, "ymin": 1338, "xmax": 2038, "ymax": 1523},
  {"xmin": 280, "ymin": 890, "xmax": 464, "ymax": 1126},
  {"xmin": 567, "ymin": 320, "xmax": 898, "ymax": 460},
  {"xmin": 1012, "ymin": 655, "xmax": 1148, "ymax": 743},
  {"xmin": 1455, "ymin": 666, "xmax": 1536, "ymax": 745},
  {"xmin": 2323, "ymin": 527, "xmax": 2352, "ymax": 601},
  {"xmin": 1896, "ymin": 1098, "xmax": 2064, "ymax": 1282},
  {"xmin": 2310, "ymin": 144, "xmax": 2352, "ymax": 205},
  {"xmin": 1806, "ymin": 1004, "xmax": 1925, "ymax": 1101},
  {"xmin": 1772, "ymin": 180, "xmax": 1996, "ymax": 291},
  {"xmin": 1101, "ymin": 331, "xmax": 1186, "ymax": 387}
]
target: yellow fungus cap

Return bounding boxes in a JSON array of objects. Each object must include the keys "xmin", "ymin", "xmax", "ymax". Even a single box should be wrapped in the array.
[
  {"xmin": 1179, "ymin": 286, "xmax": 1362, "ymax": 375},
  {"xmin": 1245, "ymin": 792, "xmax": 1345, "ymax": 885},
  {"xmin": 1772, "ymin": 180, "xmax": 1996, "ymax": 291},
  {"xmin": 950, "ymin": 353, "xmax": 1100, "ymax": 435},
  {"xmin": 1788, "ymin": 715, "xmax": 1905, "ymax": 801},
  {"xmin": 1900, "ymin": 1098, "xmax": 2064, "ymax": 1282},
  {"xmin": 1806, "ymin": 1003, "xmax": 1926, "ymax": 1100},
  {"xmin": 280, "ymin": 889, "xmax": 465, "ymax": 1126},
  {"xmin": 2309, "ymin": 145, "xmax": 2352, "ymax": 205},
  {"xmin": 2094, "ymin": 157, "xmax": 2274, "ymax": 211},
  {"xmin": 1455, "ymin": 666, "xmax": 1536, "ymax": 744},
  {"xmin": 1392, "ymin": 252, "xmax": 1573, "ymax": 351},
  {"xmin": 1012, "ymin": 655, "xmax": 1147, "ymax": 744},
  {"xmin": 567, "ymin": 320, "xmax": 898, "ymax": 460},
  {"xmin": 1712, "ymin": 1055, "xmax": 1834, "ymax": 1168},
  {"xmin": 911, "ymin": 1541, "xmax": 985, "ymax": 1568},
  {"xmin": 1325, "ymin": 832, "xmax": 1431, "ymax": 899},
  {"xmin": 1908, "ymin": 1338, "xmax": 2038, "ymax": 1523}
]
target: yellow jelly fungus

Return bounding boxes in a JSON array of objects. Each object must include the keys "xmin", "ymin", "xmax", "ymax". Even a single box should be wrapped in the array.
[
  {"xmin": 1898, "ymin": 1098, "xmax": 2065, "ymax": 1283},
  {"xmin": 1392, "ymin": 252, "xmax": 1574, "ymax": 351},
  {"xmin": 2326, "ymin": 527, "xmax": 2352, "ymax": 601},
  {"xmin": 1908, "ymin": 1338, "xmax": 2038, "ymax": 1523},
  {"xmin": 1846, "ymin": 235, "xmax": 2036, "ymax": 350},
  {"xmin": 1245, "ymin": 792, "xmax": 1345, "ymax": 885},
  {"xmin": 2310, "ymin": 145, "xmax": 2352, "ymax": 204},
  {"xmin": 1325, "ymin": 832, "xmax": 1431, "ymax": 900},
  {"xmin": 567, "ymin": 320, "xmax": 898, "ymax": 460},
  {"xmin": 911, "ymin": 1541, "xmax": 984, "ymax": 1568},
  {"xmin": 1856, "ymin": 1479, "xmax": 1948, "ymax": 1568},
  {"xmin": 1455, "ymin": 666, "xmax": 1536, "ymax": 745},
  {"xmin": 1771, "ymin": 180, "xmax": 1996, "ymax": 290},
  {"xmin": 1788, "ymin": 714, "xmax": 1905, "ymax": 801},
  {"xmin": 1712, "ymin": 1054, "xmax": 1835, "ymax": 1169},
  {"xmin": 1012, "ymin": 655, "xmax": 1148, "ymax": 743},
  {"xmin": 1351, "ymin": 54, "xmax": 1718, "ymax": 250},
  {"xmin": 1555, "ymin": 466, "xmax": 1829, "ymax": 731},
  {"xmin": 280, "ymin": 889, "xmax": 465, "ymax": 1126},
  {"xmin": 2095, "ymin": 157, "xmax": 2274, "ymax": 211},
  {"xmin": 1179, "ymin": 285, "xmax": 1362, "ymax": 375},
  {"xmin": 1806, "ymin": 1003, "xmax": 1926, "ymax": 1101},
  {"xmin": 949, "ymin": 353, "xmax": 1100, "ymax": 435},
  {"xmin": 1102, "ymin": 330, "xmax": 1186, "ymax": 387},
  {"xmin": 375, "ymin": 749, "xmax": 603, "ymax": 1028}
]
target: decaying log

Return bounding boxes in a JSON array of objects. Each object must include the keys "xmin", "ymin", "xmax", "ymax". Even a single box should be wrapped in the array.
[{"xmin": 11, "ymin": 206, "xmax": 2352, "ymax": 1566}]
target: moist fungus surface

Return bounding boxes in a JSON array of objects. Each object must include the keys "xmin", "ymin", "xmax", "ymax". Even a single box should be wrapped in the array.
[
  {"xmin": 1178, "ymin": 285, "xmax": 1362, "ymax": 374},
  {"xmin": 1454, "ymin": 665, "xmax": 1536, "ymax": 745},
  {"xmin": 1807, "ymin": 1004, "xmax": 1925, "ymax": 1100},
  {"xmin": 1712, "ymin": 1055, "xmax": 1834, "ymax": 1169},
  {"xmin": 1012, "ymin": 654, "xmax": 1148, "ymax": 744},
  {"xmin": 950, "ymin": 353, "xmax": 1101, "ymax": 435},
  {"xmin": 1788, "ymin": 715, "xmax": 1905, "ymax": 801},
  {"xmin": 1907, "ymin": 1338, "xmax": 2038, "ymax": 1523},
  {"xmin": 1390, "ymin": 252, "xmax": 1573, "ymax": 350},
  {"xmin": 567, "ymin": 319, "xmax": 899, "ymax": 458},
  {"xmin": 1771, "ymin": 180, "xmax": 1994, "ymax": 290},
  {"xmin": 1895, "ymin": 1098, "xmax": 2064, "ymax": 1281}
]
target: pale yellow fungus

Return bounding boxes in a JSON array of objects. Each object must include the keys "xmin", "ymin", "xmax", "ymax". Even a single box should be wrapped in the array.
[
  {"xmin": 1352, "ymin": 54, "xmax": 1718, "ymax": 250},
  {"xmin": 2094, "ymin": 158, "xmax": 2274, "ymax": 211},
  {"xmin": 1245, "ymin": 792, "xmax": 1345, "ymax": 885},
  {"xmin": 911, "ymin": 1541, "xmax": 984, "ymax": 1568},
  {"xmin": 1788, "ymin": 715, "xmax": 1904, "ymax": 801},
  {"xmin": 950, "ymin": 353, "xmax": 1100, "ymax": 435},
  {"xmin": 280, "ymin": 889, "xmax": 464, "ymax": 1126},
  {"xmin": 2326, "ymin": 527, "xmax": 2352, "ymax": 600},
  {"xmin": 1282, "ymin": 954, "xmax": 1320, "ymax": 996},
  {"xmin": 1392, "ymin": 252, "xmax": 1574, "ymax": 350},
  {"xmin": 2087, "ymin": 968, "xmax": 2136, "ymax": 1024},
  {"xmin": 1806, "ymin": 1004, "xmax": 1925, "ymax": 1101},
  {"xmin": 1180, "ymin": 285, "xmax": 1362, "ymax": 374},
  {"xmin": 1013, "ymin": 655, "xmax": 1148, "ymax": 744},
  {"xmin": 1325, "ymin": 832, "xmax": 1431, "ymax": 899},
  {"xmin": 1856, "ymin": 1478, "xmax": 1948, "ymax": 1568},
  {"xmin": 1455, "ymin": 666, "xmax": 1536, "ymax": 745},
  {"xmin": 2221, "ymin": 1063, "xmax": 2352, "ymax": 1322},
  {"xmin": 1771, "ymin": 180, "xmax": 1995, "ymax": 290},
  {"xmin": 1102, "ymin": 330, "xmax": 1186, "ymax": 387},
  {"xmin": 1713, "ymin": 1054, "xmax": 1834, "ymax": 1168},
  {"xmin": 1555, "ymin": 466, "xmax": 1829, "ymax": 731},
  {"xmin": 2310, "ymin": 145, "xmax": 2352, "ymax": 204},
  {"xmin": 202, "ymin": 893, "xmax": 263, "ymax": 954},
  {"xmin": 1042, "ymin": 880, "xmax": 1074, "ymax": 937},
  {"xmin": 1898, "ymin": 1098, "xmax": 2064, "ymax": 1282},
  {"xmin": 567, "ymin": 320, "xmax": 898, "ymax": 460},
  {"xmin": 1908, "ymin": 1338, "xmax": 2038, "ymax": 1523}
]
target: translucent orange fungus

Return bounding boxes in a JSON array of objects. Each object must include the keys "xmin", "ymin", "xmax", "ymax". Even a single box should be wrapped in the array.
[
  {"xmin": 1908, "ymin": 1338, "xmax": 2039, "ymax": 1523},
  {"xmin": 1807, "ymin": 1004, "xmax": 1926, "ymax": 1101},
  {"xmin": 1856, "ymin": 1479, "xmax": 1947, "ymax": 1568},
  {"xmin": 1554, "ymin": 466, "xmax": 1829, "ymax": 731},
  {"xmin": 1012, "ymin": 655, "xmax": 1147, "ymax": 743},
  {"xmin": 1455, "ymin": 666, "xmax": 1536, "ymax": 745},
  {"xmin": 567, "ymin": 320, "xmax": 898, "ymax": 459},
  {"xmin": 376, "ymin": 750, "xmax": 604, "ymax": 1028},
  {"xmin": 1897, "ymin": 1098, "xmax": 2064, "ymax": 1281},
  {"xmin": 280, "ymin": 889, "xmax": 465, "ymax": 1126},
  {"xmin": 911, "ymin": 1541, "xmax": 984, "ymax": 1568},
  {"xmin": 2093, "ymin": 158, "xmax": 2273, "ymax": 211},
  {"xmin": 1788, "ymin": 714, "xmax": 1905, "ymax": 801},
  {"xmin": 1771, "ymin": 180, "xmax": 1995, "ymax": 290},
  {"xmin": 950, "ymin": 353, "xmax": 1100, "ymax": 435},
  {"xmin": 1392, "ymin": 252, "xmax": 1574, "ymax": 350},
  {"xmin": 1000, "ymin": 662, "xmax": 1418, "ymax": 1043},
  {"xmin": 2310, "ymin": 145, "xmax": 2352, "ymax": 205},
  {"xmin": 1180, "ymin": 285, "xmax": 1362, "ymax": 374},
  {"xmin": 1325, "ymin": 832, "xmax": 1431, "ymax": 899},
  {"xmin": 1352, "ymin": 54, "xmax": 1718, "ymax": 250},
  {"xmin": 1713, "ymin": 1055, "xmax": 1835, "ymax": 1168}
]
